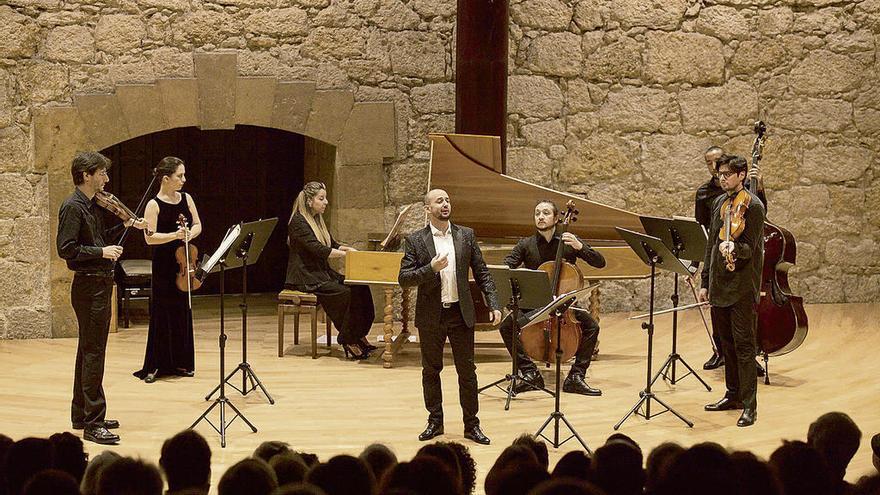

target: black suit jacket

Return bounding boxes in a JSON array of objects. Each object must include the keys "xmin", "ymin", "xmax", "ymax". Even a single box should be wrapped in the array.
[
  {"xmin": 398, "ymin": 224, "xmax": 500, "ymax": 330},
  {"xmin": 285, "ymin": 211, "xmax": 342, "ymax": 292}
]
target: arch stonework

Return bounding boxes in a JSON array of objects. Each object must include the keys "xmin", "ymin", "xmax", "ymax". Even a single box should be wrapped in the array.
[{"xmin": 37, "ymin": 51, "xmax": 397, "ymax": 337}]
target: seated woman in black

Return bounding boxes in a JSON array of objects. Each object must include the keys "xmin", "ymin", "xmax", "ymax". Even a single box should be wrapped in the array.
[{"xmin": 285, "ymin": 181, "xmax": 375, "ymax": 359}]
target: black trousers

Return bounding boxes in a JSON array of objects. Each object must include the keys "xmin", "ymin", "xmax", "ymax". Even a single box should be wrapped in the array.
[
  {"xmin": 312, "ymin": 280, "xmax": 375, "ymax": 345},
  {"xmin": 499, "ymin": 307, "xmax": 600, "ymax": 377},
  {"xmin": 70, "ymin": 273, "xmax": 113, "ymax": 426},
  {"xmin": 710, "ymin": 296, "xmax": 758, "ymax": 410},
  {"xmin": 419, "ymin": 303, "xmax": 479, "ymax": 429}
]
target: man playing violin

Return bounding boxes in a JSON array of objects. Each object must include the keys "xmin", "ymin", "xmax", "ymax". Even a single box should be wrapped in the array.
[
  {"xmin": 698, "ymin": 155, "xmax": 765, "ymax": 427},
  {"xmin": 57, "ymin": 151, "xmax": 148, "ymax": 445},
  {"xmin": 501, "ymin": 200, "xmax": 606, "ymax": 396},
  {"xmin": 695, "ymin": 146, "xmax": 767, "ymax": 375}
]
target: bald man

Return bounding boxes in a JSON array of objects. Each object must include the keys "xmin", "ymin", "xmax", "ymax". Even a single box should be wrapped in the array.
[{"xmin": 399, "ymin": 189, "xmax": 502, "ymax": 445}]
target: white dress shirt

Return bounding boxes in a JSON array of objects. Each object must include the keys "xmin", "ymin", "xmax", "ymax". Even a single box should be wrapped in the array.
[{"xmin": 430, "ymin": 222, "xmax": 459, "ymax": 304}]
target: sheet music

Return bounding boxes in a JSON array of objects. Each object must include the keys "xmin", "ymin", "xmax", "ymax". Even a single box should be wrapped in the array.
[{"xmin": 202, "ymin": 223, "xmax": 241, "ymax": 273}]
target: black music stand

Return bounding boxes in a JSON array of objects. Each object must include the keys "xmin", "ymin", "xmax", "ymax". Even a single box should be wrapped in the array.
[
  {"xmin": 190, "ymin": 223, "xmax": 257, "ymax": 447},
  {"xmin": 479, "ymin": 266, "xmax": 555, "ymax": 409},
  {"xmin": 205, "ymin": 218, "xmax": 278, "ymax": 405},
  {"xmin": 614, "ymin": 227, "xmax": 694, "ymax": 430},
  {"xmin": 639, "ymin": 216, "xmax": 711, "ymax": 391},
  {"xmin": 532, "ymin": 285, "xmax": 597, "ymax": 452}
]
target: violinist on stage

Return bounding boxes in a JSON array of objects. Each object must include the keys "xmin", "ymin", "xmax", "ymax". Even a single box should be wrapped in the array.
[
  {"xmin": 501, "ymin": 200, "xmax": 606, "ymax": 396},
  {"xmin": 57, "ymin": 152, "xmax": 149, "ymax": 445},
  {"xmin": 699, "ymin": 155, "xmax": 765, "ymax": 427},
  {"xmin": 134, "ymin": 157, "xmax": 202, "ymax": 383},
  {"xmin": 695, "ymin": 146, "xmax": 767, "ymax": 375}
]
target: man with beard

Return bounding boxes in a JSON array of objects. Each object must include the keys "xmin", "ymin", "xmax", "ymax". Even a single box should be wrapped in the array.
[
  {"xmin": 500, "ymin": 200, "xmax": 606, "ymax": 396},
  {"xmin": 399, "ymin": 189, "xmax": 502, "ymax": 445},
  {"xmin": 695, "ymin": 146, "xmax": 766, "ymax": 373},
  {"xmin": 699, "ymin": 155, "xmax": 765, "ymax": 427}
]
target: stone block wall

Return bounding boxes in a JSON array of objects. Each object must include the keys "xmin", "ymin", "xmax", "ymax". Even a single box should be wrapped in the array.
[
  {"xmin": 503, "ymin": 0, "xmax": 879, "ymax": 311},
  {"xmin": 0, "ymin": 0, "xmax": 877, "ymax": 338}
]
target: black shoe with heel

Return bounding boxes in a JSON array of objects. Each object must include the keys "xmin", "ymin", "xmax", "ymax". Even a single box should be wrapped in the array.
[
  {"xmin": 342, "ymin": 343, "xmax": 369, "ymax": 360},
  {"xmin": 144, "ymin": 369, "xmax": 159, "ymax": 383},
  {"xmin": 359, "ymin": 337, "xmax": 378, "ymax": 352}
]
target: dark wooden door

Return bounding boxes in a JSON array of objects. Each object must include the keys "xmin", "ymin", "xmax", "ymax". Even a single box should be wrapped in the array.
[{"xmin": 103, "ymin": 125, "xmax": 305, "ymax": 295}]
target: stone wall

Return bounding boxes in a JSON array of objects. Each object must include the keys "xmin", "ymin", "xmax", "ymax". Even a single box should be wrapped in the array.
[
  {"xmin": 502, "ymin": 0, "xmax": 880, "ymax": 311},
  {"xmin": 1, "ymin": 0, "xmax": 877, "ymax": 338}
]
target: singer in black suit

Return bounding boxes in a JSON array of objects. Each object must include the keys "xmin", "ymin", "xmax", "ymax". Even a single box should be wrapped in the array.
[{"xmin": 399, "ymin": 189, "xmax": 502, "ymax": 445}]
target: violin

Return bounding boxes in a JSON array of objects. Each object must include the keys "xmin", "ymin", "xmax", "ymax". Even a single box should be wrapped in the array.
[
  {"xmin": 95, "ymin": 191, "xmax": 154, "ymax": 236},
  {"xmin": 719, "ymin": 189, "xmax": 751, "ymax": 271},
  {"xmin": 520, "ymin": 200, "xmax": 583, "ymax": 364},
  {"xmin": 175, "ymin": 214, "xmax": 202, "ymax": 301}
]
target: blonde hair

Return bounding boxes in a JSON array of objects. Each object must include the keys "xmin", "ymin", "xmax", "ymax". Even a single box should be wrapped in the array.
[{"xmin": 290, "ymin": 181, "xmax": 332, "ymax": 246}]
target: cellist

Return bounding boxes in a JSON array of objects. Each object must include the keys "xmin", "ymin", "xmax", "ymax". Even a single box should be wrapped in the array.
[
  {"xmin": 698, "ymin": 155, "xmax": 765, "ymax": 427},
  {"xmin": 500, "ymin": 200, "xmax": 606, "ymax": 396}
]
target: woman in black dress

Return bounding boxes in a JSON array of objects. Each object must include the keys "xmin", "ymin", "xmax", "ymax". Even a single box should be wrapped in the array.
[
  {"xmin": 285, "ymin": 181, "xmax": 375, "ymax": 359},
  {"xmin": 135, "ymin": 157, "xmax": 202, "ymax": 382}
]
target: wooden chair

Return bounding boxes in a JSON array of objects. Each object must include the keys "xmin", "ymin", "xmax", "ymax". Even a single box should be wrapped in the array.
[{"xmin": 277, "ymin": 290, "xmax": 332, "ymax": 358}]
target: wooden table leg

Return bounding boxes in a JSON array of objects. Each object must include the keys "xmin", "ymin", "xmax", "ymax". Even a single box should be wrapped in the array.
[{"xmin": 382, "ymin": 288, "xmax": 395, "ymax": 368}]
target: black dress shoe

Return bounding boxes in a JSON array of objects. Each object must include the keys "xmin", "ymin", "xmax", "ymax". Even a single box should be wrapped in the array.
[
  {"xmin": 563, "ymin": 374, "xmax": 602, "ymax": 396},
  {"xmin": 756, "ymin": 361, "xmax": 766, "ymax": 377},
  {"xmin": 704, "ymin": 397, "xmax": 744, "ymax": 411},
  {"xmin": 737, "ymin": 408, "xmax": 757, "ymax": 427},
  {"xmin": 513, "ymin": 370, "xmax": 545, "ymax": 395},
  {"xmin": 464, "ymin": 425, "xmax": 490, "ymax": 445},
  {"xmin": 173, "ymin": 368, "xmax": 195, "ymax": 377},
  {"xmin": 418, "ymin": 422, "xmax": 444, "ymax": 441},
  {"xmin": 83, "ymin": 426, "xmax": 120, "ymax": 445},
  {"xmin": 703, "ymin": 353, "xmax": 724, "ymax": 370},
  {"xmin": 73, "ymin": 419, "xmax": 120, "ymax": 430}
]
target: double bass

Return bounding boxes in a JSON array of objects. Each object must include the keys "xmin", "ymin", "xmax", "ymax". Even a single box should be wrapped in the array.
[
  {"xmin": 749, "ymin": 122, "xmax": 808, "ymax": 379},
  {"xmin": 520, "ymin": 201, "xmax": 583, "ymax": 364}
]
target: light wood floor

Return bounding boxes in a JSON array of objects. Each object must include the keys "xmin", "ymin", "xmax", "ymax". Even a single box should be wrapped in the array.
[{"xmin": 1, "ymin": 295, "xmax": 878, "ymax": 493}]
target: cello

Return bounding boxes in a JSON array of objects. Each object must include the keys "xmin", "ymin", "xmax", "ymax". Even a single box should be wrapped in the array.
[
  {"xmin": 749, "ymin": 121, "xmax": 808, "ymax": 382},
  {"xmin": 520, "ymin": 200, "xmax": 583, "ymax": 365}
]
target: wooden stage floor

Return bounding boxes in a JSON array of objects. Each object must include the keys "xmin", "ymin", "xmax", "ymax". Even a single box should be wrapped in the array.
[{"xmin": 1, "ymin": 295, "xmax": 877, "ymax": 491}]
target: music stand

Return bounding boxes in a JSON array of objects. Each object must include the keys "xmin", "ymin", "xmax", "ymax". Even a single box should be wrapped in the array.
[
  {"xmin": 205, "ymin": 218, "xmax": 278, "ymax": 405},
  {"xmin": 479, "ymin": 266, "xmax": 555, "ymax": 409},
  {"xmin": 532, "ymin": 285, "xmax": 598, "ymax": 452},
  {"xmin": 613, "ymin": 227, "xmax": 694, "ymax": 430},
  {"xmin": 190, "ymin": 223, "xmax": 257, "ymax": 447},
  {"xmin": 639, "ymin": 216, "xmax": 711, "ymax": 391}
]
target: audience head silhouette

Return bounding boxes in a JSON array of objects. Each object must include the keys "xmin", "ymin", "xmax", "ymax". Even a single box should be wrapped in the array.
[{"xmin": 160, "ymin": 429, "xmax": 212, "ymax": 494}]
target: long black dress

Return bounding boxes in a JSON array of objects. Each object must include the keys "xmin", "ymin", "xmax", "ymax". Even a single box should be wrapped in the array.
[
  {"xmin": 134, "ymin": 194, "xmax": 195, "ymax": 379},
  {"xmin": 284, "ymin": 211, "xmax": 374, "ymax": 345}
]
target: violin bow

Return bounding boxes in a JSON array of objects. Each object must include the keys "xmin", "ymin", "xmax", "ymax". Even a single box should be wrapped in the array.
[
  {"xmin": 118, "ymin": 174, "xmax": 158, "ymax": 245},
  {"xmin": 179, "ymin": 214, "xmax": 193, "ymax": 311}
]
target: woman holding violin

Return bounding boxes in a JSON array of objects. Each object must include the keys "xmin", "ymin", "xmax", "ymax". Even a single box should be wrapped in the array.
[
  {"xmin": 698, "ymin": 155, "xmax": 765, "ymax": 427},
  {"xmin": 134, "ymin": 157, "xmax": 202, "ymax": 383},
  {"xmin": 501, "ymin": 199, "xmax": 606, "ymax": 397}
]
